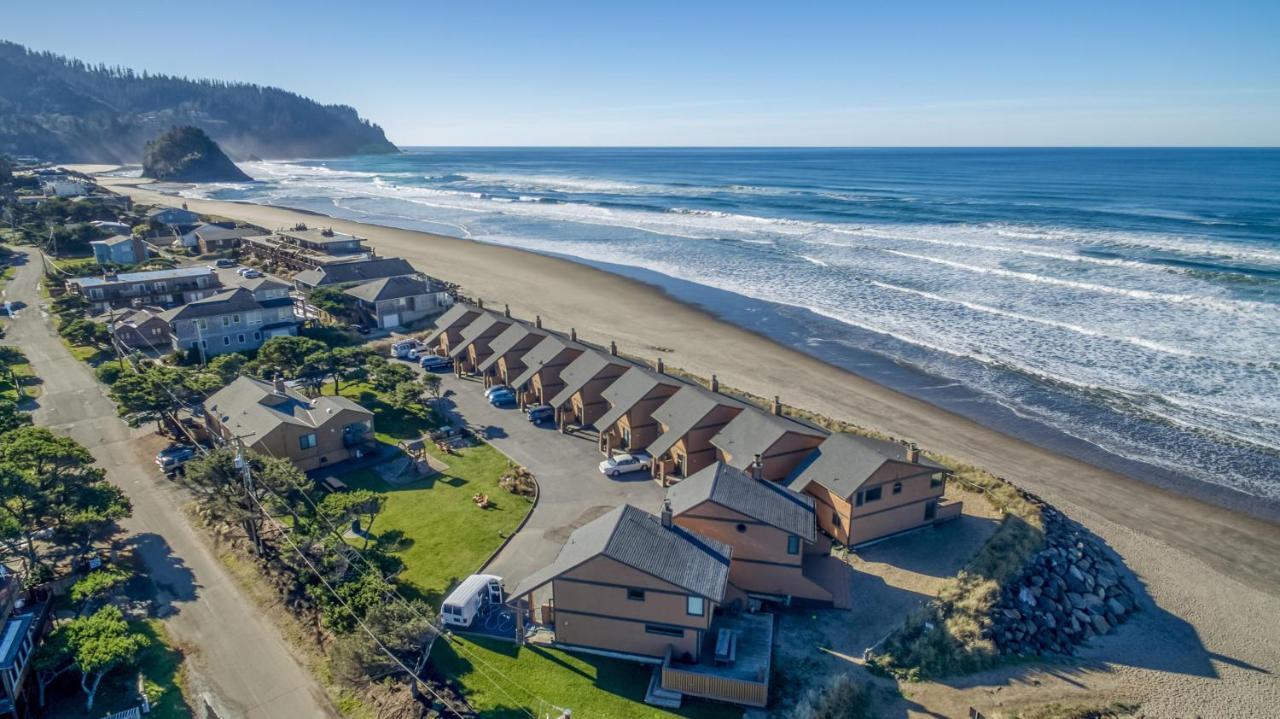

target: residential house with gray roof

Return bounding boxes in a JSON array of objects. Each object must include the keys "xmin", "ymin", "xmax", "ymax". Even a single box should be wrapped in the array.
[
  {"xmin": 292, "ymin": 257, "xmax": 417, "ymax": 289},
  {"xmin": 448, "ymin": 310, "xmax": 513, "ymax": 374},
  {"xmin": 595, "ymin": 362, "xmax": 686, "ymax": 455},
  {"xmin": 546, "ymin": 342, "xmax": 638, "ymax": 430},
  {"xmin": 67, "ymin": 266, "xmax": 221, "ymax": 313},
  {"xmin": 422, "ymin": 303, "xmax": 484, "ymax": 357},
  {"xmin": 507, "ymin": 329, "xmax": 587, "ymax": 409},
  {"xmin": 648, "ymin": 379, "xmax": 747, "ymax": 484},
  {"xmin": 476, "ymin": 317, "xmax": 549, "ymax": 387},
  {"xmin": 709, "ymin": 398, "xmax": 827, "ymax": 483},
  {"xmin": 160, "ymin": 278, "xmax": 297, "ymax": 357},
  {"xmin": 343, "ymin": 274, "xmax": 452, "ymax": 330}
]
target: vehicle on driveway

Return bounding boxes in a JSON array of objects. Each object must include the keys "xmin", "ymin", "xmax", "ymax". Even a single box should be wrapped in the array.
[
  {"xmin": 210, "ymin": 258, "xmax": 236, "ymax": 269},
  {"xmin": 484, "ymin": 384, "xmax": 513, "ymax": 399},
  {"xmin": 598, "ymin": 452, "xmax": 652, "ymax": 477},
  {"xmin": 487, "ymin": 388, "xmax": 517, "ymax": 407},
  {"xmin": 156, "ymin": 443, "xmax": 197, "ymax": 472},
  {"xmin": 237, "ymin": 267, "xmax": 264, "ymax": 278},
  {"xmin": 392, "ymin": 339, "xmax": 422, "ymax": 360},
  {"xmin": 526, "ymin": 404, "xmax": 555, "ymax": 424},
  {"xmin": 420, "ymin": 354, "xmax": 452, "ymax": 371}
]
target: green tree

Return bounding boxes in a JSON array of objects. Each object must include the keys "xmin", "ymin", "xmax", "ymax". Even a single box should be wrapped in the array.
[
  {"xmin": 180, "ymin": 447, "xmax": 311, "ymax": 554},
  {"xmin": 0, "ymin": 398, "xmax": 32, "ymax": 434},
  {"xmin": 369, "ymin": 360, "xmax": 415, "ymax": 394},
  {"xmin": 64, "ymin": 606, "xmax": 150, "ymax": 711},
  {"xmin": 32, "ymin": 628, "xmax": 72, "ymax": 708},
  {"xmin": 253, "ymin": 335, "xmax": 326, "ymax": 380},
  {"xmin": 70, "ymin": 567, "xmax": 131, "ymax": 616},
  {"xmin": 389, "ymin": 381, "xmax": 422, "ymax": 411},
  {"xmin": 109, "ymin": 364, "xmax": 194, "ymax": 431},
  {"xmin": 421, "ymin": 373, "xmax": 442, "ymax": 399},
  {"xmin": 206, "ymin": 353, "xmax": 247, "ymax": 384},
  {"xmin": 308, "ymin": 285, "xmax": 356, "ymax": 319},
  {"xmin": 320, "ymin": 488, "xmax": 385, "ymax": 549},
  {"xmin": 59, "ymin": 318, "xmax": 110, "ymax": 349},
  {"xmin": 329, "ymin": 599, "xmax": 435, "ymax": 685}
]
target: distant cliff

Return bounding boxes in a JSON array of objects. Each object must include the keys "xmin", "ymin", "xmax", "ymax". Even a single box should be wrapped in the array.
[
  {"xmin": 0, "ymin": 40, "xmax": 398, "ymax": 163},
  {"xmin": 143, "ymin": 126, "xmax": 252, "ymax": 182}
]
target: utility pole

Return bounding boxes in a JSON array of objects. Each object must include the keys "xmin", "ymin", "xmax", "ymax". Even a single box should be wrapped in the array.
[{"xmin": 234, "ymin": 437, "xmax": 262, "ymax": 555}]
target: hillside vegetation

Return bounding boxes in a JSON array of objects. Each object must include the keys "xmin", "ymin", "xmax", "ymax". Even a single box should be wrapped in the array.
[{"xmin": 0, "ymin": 41, "xmax": 398, "ymax": 162}]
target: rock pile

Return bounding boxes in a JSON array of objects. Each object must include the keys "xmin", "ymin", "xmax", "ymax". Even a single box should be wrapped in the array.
[{"xmin": 990, "ymin": 505, "xmax": 1138, "ymax": 656}]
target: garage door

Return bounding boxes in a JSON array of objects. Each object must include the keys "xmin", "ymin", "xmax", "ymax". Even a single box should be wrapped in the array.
[{"xmin": 382, "ymin": 313, "xmax": 399, "ymax": 328}]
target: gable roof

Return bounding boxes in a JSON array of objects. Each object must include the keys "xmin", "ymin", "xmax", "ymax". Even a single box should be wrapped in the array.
[
  {"xmin": 647, "ymin": 385, "xmax": 747, "ymax": 458},
  {"xmin": 68, "ymin": 265, "xmax": 214, "ymax": 288},
  {"xmin": 594, "ymin": 367, "xmax": 685, "ymax": 432},
  {"xmin": 448, "ymin": 313, "xmax": 512, "ymax": 358},
  {"xmin": 191, "ymin": 224, "xmax": 260, "ymax": 243},
  {"xmin": 343, "ymin": 274, "xmax": 435, "ymax": 303},
  {"xmin": 709, "ymin": 409, "xmax": 827, "ymax": 470},
  {"xmin": 507, "ymin": 332, "xmax": 587, "ymax": 389},
  {"xmin": 546, "ymin": 349, "xmax": 634, "ymax": 409},
  {"xmin": 423, "ymin": 303, "xmax": 483, "ymax": 345},
  {"xmin": 293, "ymin": 257, "xmax": 417, "ymax": 287},
  {"xmin": 669, "ymin": 462, "xmax": 816, "ymax": 542},
  {"xmin": 477, "ymin": 320, "xmax": 548, "ymax": 373},
  {"xmin": 240, "ymin": 276, "xmax": 290, "ymax": 293},
  {"xmin": 91, "ymin": 234, "xmax": 134, "ymax": 248},
  {"xmin": 204, "ymin": 376, "xmax": 371, "ymax": 441},
  {"xmin": 158, "ymin": 287, "xmax": 263, "ymax": 322},
  {"xmin": 112, "ymin": 308, "xmax": 167, "ymax": 329},
  {"xmin": 509, "ymin": 504, "xmax": 731, "ymax": 601},
  {"xmin": 785, "ymin": 432, "xmax": 948, "ymax": 499}
]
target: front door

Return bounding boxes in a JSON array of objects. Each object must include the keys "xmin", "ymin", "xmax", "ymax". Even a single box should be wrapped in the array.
[{"xmin": 924, "ymin": 500, "xmax": 937, "ymax": 521}]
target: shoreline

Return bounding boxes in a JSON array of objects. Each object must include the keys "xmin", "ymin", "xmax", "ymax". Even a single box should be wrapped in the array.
[{"xmin": 98, "ymin": 176, "xmax": 1280, "ymax": 597}]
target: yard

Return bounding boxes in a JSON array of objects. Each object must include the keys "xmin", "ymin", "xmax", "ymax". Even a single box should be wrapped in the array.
[
  {"xmin": 43, "ymin": 619, "xmax": 190, "ymax": 719},
  {"xmin": 431, "ymin": 636, "xmax": 739, "ymax": 719}
]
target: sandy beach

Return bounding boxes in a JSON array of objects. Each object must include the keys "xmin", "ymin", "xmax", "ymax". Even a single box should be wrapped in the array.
[{"xmin": 96, "ymin": 175, "xmax": 1280, "ymax": 714}]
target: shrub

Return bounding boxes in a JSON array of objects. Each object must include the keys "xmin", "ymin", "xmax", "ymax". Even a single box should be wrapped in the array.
[
  {"xmin": 95, "ymin": 364, "xmax": 124, "ymax": 385},
  {"xmin": 498, "ymin": 465, "xmax": 536, "ymax": 498},
  {"xmin": 793, "ymin": 675, "xmax": 872, "ymax": 719}
]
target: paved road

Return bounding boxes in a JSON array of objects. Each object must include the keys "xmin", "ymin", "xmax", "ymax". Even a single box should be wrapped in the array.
[
  {"xmin": 433, "ymin": 373, "xmax": 664, "ymax": 586},
  {"xmin": 1, "ymin": 248, "xmax": 337, "ymax": 719}
]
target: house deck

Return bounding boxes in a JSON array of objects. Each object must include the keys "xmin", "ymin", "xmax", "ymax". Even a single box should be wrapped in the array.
[{"xmin": 659, "ymin": 611, "xmax": 773, "ymax": 708}]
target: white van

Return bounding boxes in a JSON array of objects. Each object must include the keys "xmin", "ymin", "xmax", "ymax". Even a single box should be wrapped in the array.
[
  {"xmin": 441, "ymin": 574, "xmax": 504, "ymax": 628},
  {"xmin": 391, "ymin": 339, "xmax": 421, "ymax": 360}
]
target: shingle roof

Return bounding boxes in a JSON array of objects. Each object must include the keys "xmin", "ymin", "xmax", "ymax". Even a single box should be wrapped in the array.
[
  {"xmin": 204, "ymin": 376, "xmax": 371, "ymax": 441},
  {"xmin": 546, "ymin": 349, "xmax": 632, "ymax": 409},
  {"xmin": 669, "ymin": 462, "xmax": 816, "ymax": 542},
  {"xmin": 343, "ymin": 274, "xmax": 434, "ymax": 303},
  {"xmin": 68, "ymin": 265, "xmax": 214, "ymax": 287},
  {"xmin": 293, "ymin": 257, "xmax": 416, "ymax": 287},
  {"xmin": 509, "ymin": 504, "xmax": 731, "ymax": 601},
  {"xmin": 240, "ymin": 277, "xmax": 290, "ymax": 293},
  {"xmin": 709, "ymin": 409, "xmax": 827, "ymax": 471},
  {"xmin": 507, "ymin": 332, "xmax": 587, "ymax": 389},
  {"xmin": 647, "ymin": 385, "xmax": 746, "ymax": 458},
  {"xmin": 448, "ymin": 313, "xmax": 513, "ymax": 358},
  {"xmin": 593, "ymin": 367, "xmax": 685, "ymax": 432},
  {"xmin": 476, "ymin": 321, "xmax": 547, "ymax": 373},
  {"xmin": 158, "ymin": 287, "xmax": 263, "ymax": 322},
  {"xmin": 91, "ymin": 234, "xmax": 133, "ymax": 248},
  {"xmin": 785, "ymin": 433, "xmax": 948, "ymax": 499},
  {"xmin": 423, "ymin": 303, "xmax": 483, "ymax": 345},
  {"xmin": 191, "ymin": 224, "xmax": 259, "ymax": 243},
  {"xmin": 112, "ymin": 308, "xmax": 166, "ymax": 329}
]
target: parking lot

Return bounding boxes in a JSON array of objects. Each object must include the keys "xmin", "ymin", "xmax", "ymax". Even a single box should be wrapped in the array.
[{"xmin": 430, "ymin": 371, "xmax": 665, "ymax": 586}]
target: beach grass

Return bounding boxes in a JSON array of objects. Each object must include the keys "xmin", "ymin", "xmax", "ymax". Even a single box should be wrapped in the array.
[{"xmin": 431, "ymin": 636, "xmax": 739, "ymax": 719}]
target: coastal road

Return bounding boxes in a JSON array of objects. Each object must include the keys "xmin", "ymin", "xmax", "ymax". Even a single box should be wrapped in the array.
[
  {"xmin": 1, "ymin": 248, "xmax": 338, "ymax": 719},
  {"xmin": 432, "ymin": 373, "xmax": 664, "ymax": 586}
]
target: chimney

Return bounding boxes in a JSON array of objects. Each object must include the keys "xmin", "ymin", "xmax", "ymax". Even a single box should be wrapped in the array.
[
  {"xmin": 504, "ymin": 303, "xmax": 511, "ymax": 318},
  {"xmin": 609, "ymin": 340, "xmax": 618, "ymax": 356},
  {"xmin": 273, "ymin": 374, "xmax": 287, "ymax": 395},
  {"xmin": 656, "ymin": 358, "xmax": 664, "ymax": 374},
  {"xmin": 477, "ymin": 298, "xmax": 484, "ymax": 309},
  {"xmin": 570, "ymin": 327, "xmax": 577, "ymax": 342},
  {"xmin": 772, "ymin": 395, "xmax": 782, "ymax": 416},
  {"xmin": 906, "ymin": 442, "xmax": 919, "ymax": 464},
  {"xmin": 660, "ymin": 499, "xmax": 673, "ymax": 528},
  {"xmin": 752, "ymin": 454, "xmax": 764, "ymax": 480},
  {"xmin": 535, "ymin": 315, "xmax": 542, "ymax": 329},
  {"xmin": 710, "ymin": 374, "xmax": 719, "ymax": 393}
]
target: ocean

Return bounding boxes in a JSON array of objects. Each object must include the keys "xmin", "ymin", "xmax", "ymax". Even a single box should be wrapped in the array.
[{"xmin": 179, "ymin": 148, "xmax": 1280, "ymax": 507}]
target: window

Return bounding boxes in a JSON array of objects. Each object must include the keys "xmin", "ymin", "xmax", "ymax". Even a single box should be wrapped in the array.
[
  {"xmin": 930, "ymin": 473, "xmax": 945, "ymax": 489},
  {"xmin": 645, "ymin": 624, "xmax": 684, "ymax": 638},
  {"xmin": 222, "ymin": 316, "xmax": 231, "ymax": 326},
  {"xmin": 89, "ymin": 288, "xmax": 104, "ymax": 299},
  {"xmin": 299, "ymin": 433, "xmax": 317, "ymax": 450},
  {"xmin": 247, "ymin": 311, "xmax": 262, "ymax": 325},
  {"xmin": 153, "ymin": 281, "xmax": 166, "ymax": 291},
  {"xmin": 832, "ymin": 509, "xmax": 841, "ymax": 528},
  {"xmin": 855, "ymin": 491, "xmax": 863, "ymax": 507},
  {"xmin": 686, "ymin": 596, "xmax": 705, "ymax": 617},
  {"xmin": 253, "ymin": 331, "xmax": 262, "ymax": 341},
  {"xmin": 222, "ymin": 336, "xmax": 231, "ymax": 346},
  {"xmin": 198, "ymin": 319, "xmax": 208, "ymax": 330},
  {"xmin": 893, "ymin": 482, "xmax": 903, "ymax": 495},
  {"xmin": 864, "ymin": 486, "xmax": 883, "ymax": 503},
  {"xmin": 626, "ymin": 588, "xmax": 645, "ymax": 602},
  {"xmin": 787, "ymin": 535, "xmax": 801, "ymax": 555},
  {"xmin": 232, "ymin": 314, "xmax": 241, "ymax": 324},
  {"xmin": 237, "ymin": 334, "xmax": 245, "ymax": 343}
]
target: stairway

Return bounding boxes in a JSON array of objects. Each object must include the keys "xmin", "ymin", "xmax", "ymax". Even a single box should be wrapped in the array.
[{"xmin": 643, "ymin": 666, "xmax": 683, "ymax": 709}]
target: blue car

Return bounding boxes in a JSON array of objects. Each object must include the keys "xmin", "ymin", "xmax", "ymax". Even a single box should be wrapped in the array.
[
  {"xmin": 488, "ymin": 389, "xmax": 517, "ymax": 407},
  {"xmin": 420, "ymin": 354, "xmax": 452, "ymax": 371}
]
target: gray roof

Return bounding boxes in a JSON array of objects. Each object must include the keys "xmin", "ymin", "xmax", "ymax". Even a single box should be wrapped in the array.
[
  {"xmin": 448, "ymin": 313, "xmax": 512, "ymax": 358},
  {"xmin": 343, "ymin": 274, "xmax": 437, "ymax": 303},
  {"xmin": 192, "ymin": 224, "xmax": 259, "ymax": 243},
  {"xmin": 91, "ymin": 234, "xmax": 133, "ymax": 247},
  {"xmin": 159, "ymin": 287, "xmax": 263, "ymax": 322},
  {"xmin": 510, "ymin": 504, "xmax": 731, "ymax": 601},
  {"xmin": 709, "ymin": 409, "xmax": 827, "ymax": 471},
  {"xmin": 668, "ymin": 462, "xmax": 816, "ymax": 542},
  {"xmin": 507, "ymin": 332, "xmax": 588, "ymax": 389},
  {"xmin": 68, "ymin": 265, "xmax": 214, "ymax": 288},
  {"xmin": 647, "ymin": 385, "xmax": 746, "ymax": 458},
  {"xmin": 278, "ymin": 227, "xmax": 365, "ymax": 246},
  {"xmin": 546, "ymin": 349, "xmax": 633, "ymax": 409},
  {"xmin": 293, "ymin": 257, "xmax": 417, "ymax": 287},
  {"xmin": 240, "ymin": 277, "xmax": 290, "ymax": 293},
  {"xmin": 785, "ymin": 433, "xmax": 948, "ymax": 499},
  {"xmin": 112, "ymin": 308, "xmax": 166, "ymax": 329},
  {"xmin": 476, "ymin": 321, "xmax": 547, "ymax": 373},
  {"xmin": 594, "ymin": 367, "xmax": 685, "ymax": 432},
  {"xmin": 423, "ymin": 303, "xmax": 483, "ymax": 345},
  {"xmin": 204, "ymin": 376, "xmax": 371, "ymax": 441}
]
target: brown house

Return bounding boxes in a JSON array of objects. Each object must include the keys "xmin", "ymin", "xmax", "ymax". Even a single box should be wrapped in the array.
[
  {"xmin": 448, "ymin": 311, "xmax": 513, "ymax": 375},
  {"xmin": 668, "ymin": 462, "xmax": 835, "ymax": 605},
  {"xmin": 596, "ymin": 363, "xmax": 685, "ymax": 455},
  {"xmin": 203, "ymin": 376, "xmax": 376, "ymax": 473},
  {"xmin": 510, "ymin": 503, "xmax": 730, "ymax": 662},
  {"xmin": 786, "ymin": 434, "xmax": 961, "ymax": 546},
  {"xmin": 648, "ymin": 379, "xmax": 746, "ymax": 484},
  {"xmin": 709, "ymin": 399, "xmax": 828, "ymax": 483},
  {"xmin": 507, "ymin": 331, "xmax": 587, "ymax": 408},
  {"xmin": 476, "ymin": 317, "xmax": 548, "ymax": 388},
  {"xmin": 546, "ymin": 343, "xmax": 636, "ymax": 430},
  {"xmin": 109, "ymin": 308, "xmax": 171, "ymax": 351},
  {"xmin": 422, "ymin": 303, "xmax": 483, "ymax": 357}
]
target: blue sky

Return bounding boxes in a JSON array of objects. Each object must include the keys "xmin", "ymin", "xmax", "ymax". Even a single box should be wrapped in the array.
[{"xmin": 6, "ymin": 1, "xmax": 1279, "ymax": 146}]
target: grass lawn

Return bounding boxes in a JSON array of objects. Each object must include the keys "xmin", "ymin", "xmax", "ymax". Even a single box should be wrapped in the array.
[
  {"xmin": 44, "ymin": 619, "xmax": 190, "ymax": 719},
  {"xmin": 0, "ymin": 357, "xmax": 40, "ymax": 401},
  {"xmin": 432, "ymin": 637, "xmax": 739, "ymax": 719}
]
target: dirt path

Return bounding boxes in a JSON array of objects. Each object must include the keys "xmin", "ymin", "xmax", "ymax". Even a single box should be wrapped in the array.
[{"xmin": 1, "ymin": 247, "xmax": 338, "ymax": 719}]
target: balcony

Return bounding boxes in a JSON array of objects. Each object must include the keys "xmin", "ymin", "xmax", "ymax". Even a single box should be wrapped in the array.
[{"xmin": 654, "ymin": 611, "xmax": 773, "ymax": 708}]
